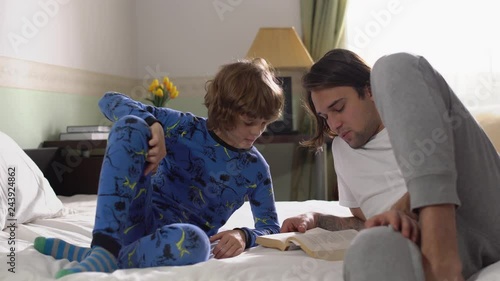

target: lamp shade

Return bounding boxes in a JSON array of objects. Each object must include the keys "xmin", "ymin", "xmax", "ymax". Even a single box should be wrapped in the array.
[{"xmin": 246, "ymin": 27, "xmax": 313, "ymax": 69}]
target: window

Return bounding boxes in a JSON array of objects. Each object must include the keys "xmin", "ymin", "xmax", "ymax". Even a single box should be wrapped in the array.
[{"xmin": 345, "ymin": 0, "xmax": 500, "ymax": 114}]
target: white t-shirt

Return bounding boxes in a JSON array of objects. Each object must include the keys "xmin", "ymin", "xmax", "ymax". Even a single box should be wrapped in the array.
[{"xmin": 333, "ymin": 129, "xmax": 407, "ymax": 219}]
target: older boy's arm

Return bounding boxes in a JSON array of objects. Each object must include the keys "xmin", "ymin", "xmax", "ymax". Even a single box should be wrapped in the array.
[
  {"xmin": 391, "ymin": 192, "xmax": 418, "ymax": 219},
  {"xmin": 419, "ymin": 204, "xmax": 464, "ymax": 281},
  {"xmin": 316, "ymin": 208, "xmax": 365, "ymax": 231}
]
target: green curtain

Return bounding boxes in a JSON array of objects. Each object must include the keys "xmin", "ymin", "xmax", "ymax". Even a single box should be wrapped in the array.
[
  {"xmin": 301, "ymin": 0, "xmax": 348, "ymax": 60},
  {"xmin": 291, "ymin": 0, "xmax": 347, "ymax": 201}
]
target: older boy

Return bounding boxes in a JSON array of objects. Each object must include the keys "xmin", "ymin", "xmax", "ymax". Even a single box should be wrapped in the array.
[{"xmin": 282, "ymin": 49, "xmax": 500, "ymax": 281}]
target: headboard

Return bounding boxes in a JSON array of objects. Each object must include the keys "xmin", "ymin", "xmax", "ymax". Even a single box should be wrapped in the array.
[{"xmin": 476, "ymin": 113, "xmax": 500, "ymax": 152}]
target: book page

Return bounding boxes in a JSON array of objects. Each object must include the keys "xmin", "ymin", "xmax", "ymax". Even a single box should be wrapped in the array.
[
  {"xmin": 291, "ymin": 229, "xmax": 358, "ymax": 252},
  {"xmin": 260, "ymin": 231, "xmax": 298, "ymax": 244},
  {"xmin": 256, "ymin": 231, "xmax": 301, "ymax": 251}
]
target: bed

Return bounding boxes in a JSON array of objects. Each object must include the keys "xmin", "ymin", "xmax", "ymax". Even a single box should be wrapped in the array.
[
  {"xmin": 1, "ymin": 195, "xmax": 353, "ymax": 281},
  {"xmin": 1, "ymin": 131, "xmax": 500, "ymax": 281}
]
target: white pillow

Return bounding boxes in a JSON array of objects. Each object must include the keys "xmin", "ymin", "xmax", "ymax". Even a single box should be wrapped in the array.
[{"xmin": 0, "ymin": 131, "xmax": 63, "ymax": 230}]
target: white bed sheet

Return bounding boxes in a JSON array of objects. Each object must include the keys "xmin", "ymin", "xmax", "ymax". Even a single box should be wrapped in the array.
[{"xmin": 0, "ymin": 195, "xmax": 499, "ymax": 281}]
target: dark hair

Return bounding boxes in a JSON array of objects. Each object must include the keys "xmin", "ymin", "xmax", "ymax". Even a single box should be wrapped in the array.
[
  {"xmin": 301, "ymin": 49, "xmax": 371, "ymax": 149},
  {"xmin": 204, "ymin": 58, "xmax": 284, "ymax": 131}
]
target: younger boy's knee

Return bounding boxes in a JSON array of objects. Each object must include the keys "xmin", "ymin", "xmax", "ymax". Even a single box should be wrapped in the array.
[
  {"xmin": 159, "ymin": 223, "xmax": 211, "ymax": 265},
  {"xmin": 118, "ymin": 223, "xmax": 210, "ymax": 269},
  {"xmin": 109, "ymin": 115, "xmax": 151, "ymax": 144},
  {"xmin": 113, "ymin": 115, "xmax": 150, "ymax": 132}
]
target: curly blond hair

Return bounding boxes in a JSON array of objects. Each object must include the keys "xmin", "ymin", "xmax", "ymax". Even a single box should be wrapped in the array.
[{"xmin": 204, "ymin": 58, "xmax": 285, "ymax": 131}]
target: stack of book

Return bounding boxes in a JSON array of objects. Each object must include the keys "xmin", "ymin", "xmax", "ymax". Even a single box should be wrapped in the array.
[{"xmin": 59, "ymin": 125, "xmax": 111, "ymax": 141}]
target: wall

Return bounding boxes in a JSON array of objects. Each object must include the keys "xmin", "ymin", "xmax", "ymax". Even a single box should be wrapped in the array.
[
  {"xmin": 133, "ymin": 0, "xmax": 302, "ymax": 118},
  {"xmin": 0, "ymin": 56, "xmax": 138, "ymax": 148},
  {"xmin": 0, "ymin": 0, "xmax": 138, "ymax": 148},
  {"xmin": 0, "ymin": 87, "xmax": 103, "ymax": 148},
  {"xmin": 136, "ymin": 0, "xmax": 302, "ymax": 77},
  {"xmin": 0, "ymin": 0, "xmax": 138, "ymax": 77}
]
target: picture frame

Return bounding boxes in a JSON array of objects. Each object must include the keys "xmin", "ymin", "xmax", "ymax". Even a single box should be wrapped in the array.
[{"xmin": 267, "ymin": 76, "xmax": 294, "ymax": 134}]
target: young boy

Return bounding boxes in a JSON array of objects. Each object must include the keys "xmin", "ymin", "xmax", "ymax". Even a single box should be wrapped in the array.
[{"xmin": 34, "ymin": 58, "xmax": 285, "ymax": 278}]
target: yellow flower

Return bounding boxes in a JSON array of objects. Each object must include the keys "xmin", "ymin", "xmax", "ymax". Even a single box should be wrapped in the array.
[
  {"xmin": 163, "ymin": 77, "xmax": 170, "ymax": 85},
  {"xmin": 145, "ymin": 76, "xmax": 179, "ymax": 107},
  {"xmin": 170, "ymin": 87, "xmax": 179, "ymax": 99},
  {"xmin": 154, "ymin": 88, "xmax": 164, "ymax": 97},
  {"xmin": 166, "ymin": 81, "xmax": 174, "ymax": 92},
  {"xmin": 149, "ymin": 79, "xmax": 160, "ymax": 91}
]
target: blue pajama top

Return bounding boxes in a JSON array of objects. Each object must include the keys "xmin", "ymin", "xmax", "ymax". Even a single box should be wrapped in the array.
[{"xmin": 98, "ymin": 92, "xmax": 280, "ymax": 247}]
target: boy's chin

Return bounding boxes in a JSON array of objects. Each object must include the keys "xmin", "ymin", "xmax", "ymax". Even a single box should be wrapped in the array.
[{"xmin": 237, "ymin": 142, "xmax": 254, "ymax": 149}]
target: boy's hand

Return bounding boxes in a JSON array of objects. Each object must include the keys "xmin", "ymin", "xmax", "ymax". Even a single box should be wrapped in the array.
[
  {"xmin": 144, "ymin": 122, "xmax": 166, "ymax": 175},
  {"xmin": 365, "ymin": 210, "xmax": 420, "ymax": 244},
  {"xmin": 280, "ymin": 213, "xmax": 317, "ymax": 233},
  {"xmin": 390, "ymin": 192, "xmax": 418, "ymax": 220},
  {"xmin": 210, "ymin": 230, "xmax": 246, "ymax": 259}
]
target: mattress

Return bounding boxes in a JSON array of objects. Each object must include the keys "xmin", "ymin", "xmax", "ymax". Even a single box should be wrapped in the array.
[{"xmin": 0, "ymin": 195, "xmax": 499, "ymax": 281}]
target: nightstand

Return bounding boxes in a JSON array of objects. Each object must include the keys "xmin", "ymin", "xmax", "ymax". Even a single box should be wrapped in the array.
[{"xmin": 42, "ymin": 140, "xmax": 106, "ymax": 195}]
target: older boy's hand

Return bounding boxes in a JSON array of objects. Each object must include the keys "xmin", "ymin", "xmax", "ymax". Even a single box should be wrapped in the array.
[
  {"xmin": 390, "ymin": 192, "xmax": 418, "ymax": 220},
  {"xmin": 365, "ymin": 210, "xmax": 420, "ymax": 244},
  {"xmin": 210, "ymin": 230, "xmax": 245, "ymax": 259},
  {"xmin": 144, "ymin": 122, "xmax": 166, "ymax": 175},
  {"xmin": 280, "ymin": 212, "xmax": 317, "ymax": 233}
]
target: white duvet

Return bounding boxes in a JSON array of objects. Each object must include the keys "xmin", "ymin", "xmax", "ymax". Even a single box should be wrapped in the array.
[{"xmin": 0, "ymin": 195, "xmax": 498, "ymax": 281}]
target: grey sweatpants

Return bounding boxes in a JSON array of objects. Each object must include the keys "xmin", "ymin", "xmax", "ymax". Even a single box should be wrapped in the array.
[{"xmin": 343, "ymin": 53, "xmax": 500, "ymax": 280}]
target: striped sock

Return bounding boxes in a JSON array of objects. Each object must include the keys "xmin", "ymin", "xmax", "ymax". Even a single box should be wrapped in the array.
[
  {"xmin": 34, "ymin": 237, "xmax": 91, "ymax": 262},
  {"xmin": 55, "ymin": 246, "xmax": 118, "ymax": 279}
]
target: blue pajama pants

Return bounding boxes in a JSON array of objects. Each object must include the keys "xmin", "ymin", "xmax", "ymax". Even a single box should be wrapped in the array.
[{"xmin": 91, "ymin": 116, "xmax": 210, "ymax": 269}]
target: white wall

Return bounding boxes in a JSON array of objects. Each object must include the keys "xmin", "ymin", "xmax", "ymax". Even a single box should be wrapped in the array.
[
  {"xmin": 0, "ymin": 0, "xmax": 138, "ymax": 78},
  {"xmin": 1, "ymin": 0, "xmax": 301, "ymax": 79},
  {"xmin": 135, "ymin": 0, "xmax": 302, "ymax": 78}
]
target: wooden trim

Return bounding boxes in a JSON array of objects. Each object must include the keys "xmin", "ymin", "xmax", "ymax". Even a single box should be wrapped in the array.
[
  {"xmin": 0, "ymin": 56, "xmax": 139, "ymax": 96},
  {"xmin": 0, "ymin": 56, "xmax": 209, "ymax": 98}
]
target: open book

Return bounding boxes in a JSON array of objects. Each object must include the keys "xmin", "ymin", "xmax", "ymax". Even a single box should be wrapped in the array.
[{"xmin": 256, "ymin": 227, "xmax": 358, "ymax": 261}]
